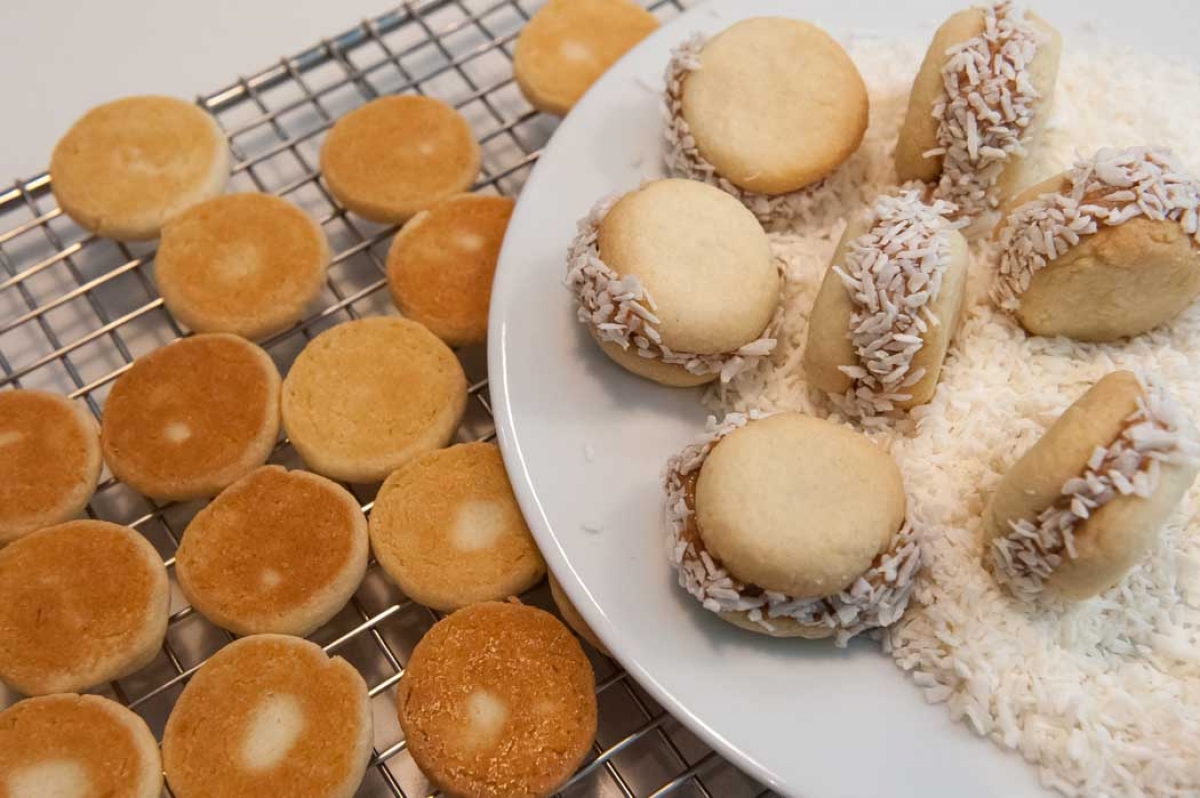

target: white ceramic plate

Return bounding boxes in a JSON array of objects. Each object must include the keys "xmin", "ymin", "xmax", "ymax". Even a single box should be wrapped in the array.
[{"xmin": 488, "ymin": 1, "xmax": 1195, "ymax": 795}]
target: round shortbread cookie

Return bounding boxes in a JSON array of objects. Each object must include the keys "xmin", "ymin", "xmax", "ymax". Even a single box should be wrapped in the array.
[
  {"xmin": 50, "ymin": 95, "xmax": 231, "ymax": 241},
  {"xmin": 101, "ymin": 334, "xmax": 281, "ymax": 502},
  {"xmin": 0, "ymin": 390, "xmax": 102, "ymax": 546},
  {"xmin": 320, "ymin": 95, "xmax": 480, "ymax": 224},
  {"xmin": 548, "ymin": 573, "xmax": 610, "ymax": 657},
  {"xmin": 0, "ymin": 694, "xmax": 162, "ymax": 798},
  {"xmin": 386, "ymin": 193, "xmax": 514, "ymax": 347},
  {"xmin": 175, "ymin": 466, "xmax": 368, "ymax": 637},
  {"xmin": 281, "ymin": 317, "xmax": 468, "ymax": 483},
  {"xmin": 155, "ymin": 193, "xmax": 331, "ymax": 340},
  {"xmin": 513, "ymin": 0, "xmax": 658, "ymax": 116},
  {"xmin": 369, "ymin": 442, "xmax": 544, "ymax": 612},
  {"xmin": 679, "ymin": 18, "xmax": 868, "ymax": 195},
  {"xmin": 0, "ymin": 520, "xmax": 169, "ymax": 696},
  {"xmin": 162, "ymin": 635, "xmax": 372, "ymax": 798},
  {"xmin": 397, "ymin": 602, "xmax": 597, "ymax": 798}
]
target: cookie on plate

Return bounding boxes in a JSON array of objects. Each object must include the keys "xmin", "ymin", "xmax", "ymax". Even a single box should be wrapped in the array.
[
  {"xmin": 321, "ymin": 95, "xmax": 480, "ymax": 224},
  {"xmin": 0, "ymin": 389, "xmax": 102, "ymax": 546},
  {"xmin": 993, "ymin": 146, "xmax": 1200, "ymax": 341},
  {"xmin": 665, "ymin": 412, "xmax": 920, "ymax": 645},
  {"xmin": 50, "ymin": 95, "xmax": 231, "ymax": 241},
  {"xmin": 101, "ymin": 333, "xmax": 281, "ymax": 501},
  {"xmin": 548, "ymin": 573, "xmax": 610, "ymax": 657},
  {"xmin": 566, "ymin": 178, "xmax": 779, "ymax": 387},
  {"xmin": 0, "ymin": 694, "xmax": 162, "ymax": 798},
  {"xmin": 281, "ymin": 317, "xmax": 467, "ymax": 483},
  {"xmin": 0, "ymin": 520, "xmax": 169, "ymax": 695},
  {"xmin": 162, "ymin": 634, "xmax": 373, "ymax": 798},
  {"xmin": 513, "ymin": 0, "xmax": 658, "ymax": 116},
  {"xmin": 155, "ymin": 193, "xmax": 330, "ymax": 340},
  {"xmin": 985, "ymin": 371, "xmax": 1200, "ymax": 601},
  {"xmin": 664, "ymin": 18, "xmax": 869, "ymax": 223},
  {"xmin": 387, "ymin": 193, "xmax": 514, "ymax": 347},
  {"xmin": 397, "ymin": 601, "xmax": 597, "ymax": 798},
  {"xmin": 175, "ymin": 466, "xmax": 368, "ymax": 637}
]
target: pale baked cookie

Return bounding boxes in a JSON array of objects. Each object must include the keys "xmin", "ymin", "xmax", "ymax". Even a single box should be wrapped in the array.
[
  {"xmin": 397, "ymin": 602, "xmax": 597, "ymax": 798},
  {"xmin": 566, "ymin": 179, "xmax": 780, "ymax": 387},
  {"xmin": 162, "ymin": 635, "xmax": 372, "ymax": 798},
  {"xmin": 321, "ymin": 96, "xmax": 480, "ymax": 224},
  {"xmin": 993, "ymin": 146, "xmax": 1200, "ymax": 341},
  {"xmin": 513, "ymin": 0, "xmax": 658, "ymax": 116},
  {"xmin": 664, "ymin": 19, "xmax": 869, "ymax": 223},
  {"xmin": 804, "ymin": 190, "xmax": 969, "ymax": 423},
  {"xmin": 387, "ymin": 193, "xmax": 514, "ymax": 347},
  {"xmin": 985, "ymin": 371, "xmax": 1200, "ymax": 601},
  {"xmin": 0, "ymin": 695, "xmax": 162, "ymax": 798},
  {"xmin": 281, "ymin": 317, "xmax": 467, "ymax": 483},
  {"xmin": 175, "ymin": 466, "xmax": 368, "ymax": 637},
  {"xmin": 0, "ymin": 390, "xmax": 101, "ymax": 546},
  {"xmin": 156, "ymin": 193, "xmax": 330, "ymax": 340},
  {"xmin": 895, "ymin": 1, "xmax": 1061, "ymax": 224},
  {"xmin": 548, "ymin": 573, "xmax": 610, "ymax": 657},
  {"xmin": 101, "ymin": 334, "xmax": 281, "ymax": 501},
  {"xmin": 369, "ymin": 442, "xmax": 544, "ymax": 612},
  {"xmin": 664, "ymin": 412, "xmax": 919, "ymax": 645},
  {"xmin": 50, "ymin": 95, "xmax": 231, "ymax": 241},
  {"xmin": 0, "ymin": 520, "xmax": 169, "ymax": 695}
]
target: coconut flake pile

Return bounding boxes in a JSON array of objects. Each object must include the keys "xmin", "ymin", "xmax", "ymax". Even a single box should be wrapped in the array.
[
  {"xmin": 994, "ymin": 146, "xmax": 1200, "ymax": 310},
  {"xmin": 664, "ymin": 411, "xmax": 920, "ymax": 647}
]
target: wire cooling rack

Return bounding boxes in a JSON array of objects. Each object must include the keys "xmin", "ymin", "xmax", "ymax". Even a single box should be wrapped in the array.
[{"xmin": 0, "ymin": 1, "xmax": 776, "ymax": 796}]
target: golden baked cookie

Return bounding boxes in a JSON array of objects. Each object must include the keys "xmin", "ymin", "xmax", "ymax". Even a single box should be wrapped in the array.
[
  {"xmin": 0, "ymin": 694, "xmax": 162, "ymax": 798},
  {"xmin": 548, "ymin": 573, "xmax": 610, "ymax": 657},
  {"xmin": 155, "ymin": 193, "xmax": 330, "ymax": 340},
  {"xmin": 397, "ymin": 602, "xmax": 597, "ymax": 798},
  {"xmin": 162, "ymin": 635, "xmax": 372, "ymax": 798},
  {"xmin": 513, "ymin": 0, "xmax": 658, "ymax": 116},
  {"xmin": 0, "ymin": 390, "xmax": 101, "ymax": 546},
  {"xmin": 175, "ymin": 466, "xmax": 368, "ymax": 637},
  {"xmin": 101, "ymin": 334, "xmax": 281, "ymax": 502},
  {"xmin": 0, "ymin": 520, "xmax": 169, "ymax": 695},
  {"xmin": 369, "ymin": 442, "xmax": 544, "ymax": 612},
  {"xmin": 387, "ymin": 193, "xmax": 514, "ymax": 347},
  {"xmin": 50, "ymin": 95, "xmax": 231, "ymax": 241},
  {"xmin": 281, "ymin": 317, "xmax": 468, "ymax": 483},
  {"xmin": 320, "ymin": 95, "xmax": 480, "ymax": 224}
]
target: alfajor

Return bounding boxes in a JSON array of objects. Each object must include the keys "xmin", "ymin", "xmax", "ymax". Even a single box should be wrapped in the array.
[
  {"xmin": 664, "ymin": 412, "xmax": 919, "ymax": 645},
  {"xmin": 0, "ymin": 520, "xmax": 169, "ymax": 696},
  {"xmin": 664, "ymin": 18, "xmax": 869, "ymax": 223},
  {"xmin": 993, "ymin": 146, "xmax": 1200, "ymax": 341},
  {"xmin": 985, "ymin": 371, "xmax": 1200, "ymax": 601},
  {"xmin": 566, "ymin": 178, "xmax": 780, "ymax": 387}
]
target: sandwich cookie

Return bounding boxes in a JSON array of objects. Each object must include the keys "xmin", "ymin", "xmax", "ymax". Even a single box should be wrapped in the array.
[
  {"xmin": 101, "ymin": 334, "xmax": 281, "ymax": 502},
  {"xmin": 985, "ymin": 371, "xmax": 1200, "ymax": 601},
  {"xmin": 513, "ymin": 0, "xmax": 658, "ymax": 116},
  {"xmin": 0, "ymin": 695, "xmax": 162, "ymax": 798},
  {"xmin": 397, "ymin": 602, "xmax": 597, "ymax": 798},
  {"xmin": 804, "ymin": 190, "xmax": 969, "ymax": 422},
  {"xmin": 566, "ymin": 179, "xmax": 780, "ymax": 387},
  {"xmin": 664, "ymin": 18, "xmax": 869, "ymax": 223},
  {"xmin": 386, "ymin": 193, "xmax": 514, "ymax": 347},
  {"xmin": 320, "ymin": 96, "xmax": 480, "ymax": 224},
  {"xmin": 993, "ymin": 146, "xmax": 1200, "ymax": 341},
  {"xmin": 0, "ymin": 520, "xmax": 169, "ymax": 696},
  {"xmin": 0, "ymin": 390, "xmax": 101, "ymax": 546},
  {"xmin": 664, "ymin": 412, "xmax": 919, "ymax": 645},
  {"xmin": 162, "ymin": 635, "xmax": 372, "ymax": 798},
  {"xmin": 50, "ymin": 95, "xmax": 231, "ymax": 241},
  {"xmin": 155, "ymin": 193, "xmax": 331, "ymax": 340},
  {"xmin": 895, "ymin": 1, "xmax": 1061, "ymax": 225},
  {"xmin": 369, "ymin": 442, "xmax": 544, "ymax": 612},
  {"xmin": 281, "ymin": 317, "xmax": 467, "ymax": 483},
  {"xmin": 548, "ymin": 573, "xmax": 610, "ymax": 657},
  {"xmin": 175, "ymin": 466, "xmax": 368, "ymax": 637}
]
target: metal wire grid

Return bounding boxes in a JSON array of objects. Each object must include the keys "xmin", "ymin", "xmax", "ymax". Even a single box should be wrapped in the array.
[{"xmin": 0, "ymin": 1, "xmax": 776, "ymax": 796}]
